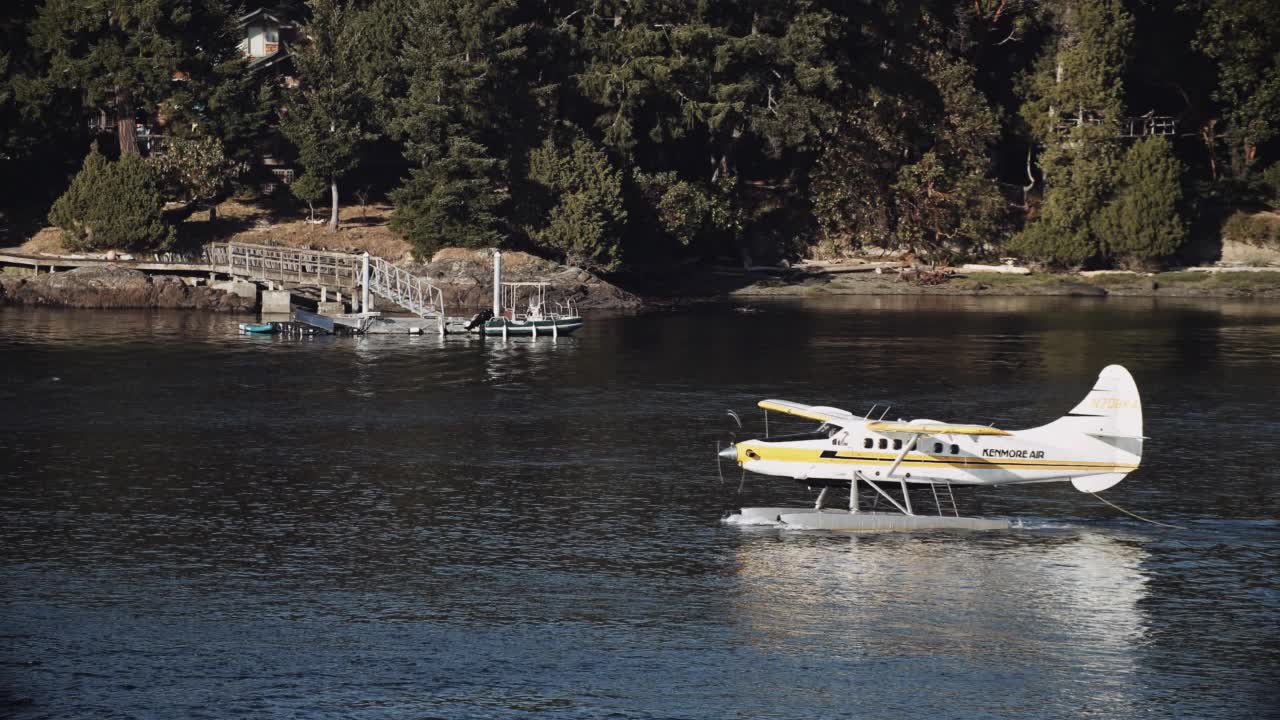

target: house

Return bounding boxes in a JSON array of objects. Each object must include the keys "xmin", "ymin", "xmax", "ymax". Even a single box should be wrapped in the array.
[
  {"xmin": 237, "ymin": 7, "xmax": 302, "ymax": 188},
  {"xmin": 237, "ymin": 8, "xmax": 298, "ymax": 76}
]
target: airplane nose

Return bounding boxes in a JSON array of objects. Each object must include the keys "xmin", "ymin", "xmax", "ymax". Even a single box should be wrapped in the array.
[{"xmin": 718, "ymin": 444, "xmax": 739, "ymax": 462}]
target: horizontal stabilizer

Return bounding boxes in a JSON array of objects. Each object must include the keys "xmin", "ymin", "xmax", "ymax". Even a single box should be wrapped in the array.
[
  {"xmin": 865, "ymin": 421, "xmax": 1011, "ymax": 437},
  {"xmin": 1085, "ymin": 432, "xmax": 1149, "ymax": 441},
  {"xmin": 1072, "ymin": 473, "xmax": 1127, "ymax": 493}
]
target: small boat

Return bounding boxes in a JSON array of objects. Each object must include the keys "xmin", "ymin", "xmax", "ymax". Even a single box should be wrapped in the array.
[
  {"xmin": 238, "ymin": 322, "xmax": 275, "ymax": 334},
  {"xmin": 482, "ymin": 251, "xmax": 584, "ymax": 338}
]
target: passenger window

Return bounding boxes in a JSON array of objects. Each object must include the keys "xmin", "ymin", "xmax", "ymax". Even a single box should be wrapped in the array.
[
  {"xmin": 864, "ymin": 438, "xmax": 873, "ymax": 449},
  {"xmin": 878, "ymin": 438, "xmax": 887, "ymax": 450},
  {"xmin": 933, "ymin": 442, "xmax": 943, "ymax": 453},
  {"xmin": 893, "ymin": 439, "xmax": 902, "ymax": 450},
  {"xmin": 950, "ymin": 444, "xmax": 959, "ymax": 455}
]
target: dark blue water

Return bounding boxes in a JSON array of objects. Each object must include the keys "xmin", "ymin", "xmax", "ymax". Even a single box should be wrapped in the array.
[{"xmin": 2, "ymin": 297, "xmax": 1278, "ymax": 719}]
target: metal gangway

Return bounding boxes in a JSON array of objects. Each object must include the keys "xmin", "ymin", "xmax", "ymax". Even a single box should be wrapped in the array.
[
  {"xmin": 208, "ymin": 242, "xmax": 447, "ymax": 331},
  {"xmin": 363, "ymin": 253, "xmax": 446, "ymax": 331}
]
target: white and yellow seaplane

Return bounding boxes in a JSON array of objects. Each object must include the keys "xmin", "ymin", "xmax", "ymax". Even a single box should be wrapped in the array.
[{"xmin": 718, "ymin": 365, "xmax": 1144, "ymax": 531}]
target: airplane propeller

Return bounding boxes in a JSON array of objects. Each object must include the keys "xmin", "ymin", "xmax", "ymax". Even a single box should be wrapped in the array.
[{"xmin": 716, "ymin": 410, "xmax": 746, "ymax": 492}]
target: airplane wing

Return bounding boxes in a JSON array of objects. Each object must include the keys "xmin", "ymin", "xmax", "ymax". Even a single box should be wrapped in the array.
[
  {"xmin": 757, "ymin": 399, "xmax": 855, "ymax": 424},
  {"xmin": 864, "ymin": 420, "xmax": 1011, "ymax": 437}
]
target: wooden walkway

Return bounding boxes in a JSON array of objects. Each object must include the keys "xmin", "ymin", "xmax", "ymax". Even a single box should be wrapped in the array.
[
  {"xmin": 1, "ymin": 241, "xmax": 447, "ymax": 319},
  {"xmin": 0, "ymin": 249, "xmax": 218, "ymax": 274},
  {"xmin": 207, "ymin": 242, "xmax": 363, "ymax": 291}
]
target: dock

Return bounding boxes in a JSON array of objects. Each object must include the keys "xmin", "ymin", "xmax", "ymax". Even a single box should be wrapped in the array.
[{"xmin": 2, "ymin": 242, "xmax": 452, "ymax": 333}]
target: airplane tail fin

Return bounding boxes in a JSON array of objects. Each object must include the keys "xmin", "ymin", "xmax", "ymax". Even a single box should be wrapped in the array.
[{"xmin": 1040, "ymin": 365, "xmax": 1144, "ymax": 493}]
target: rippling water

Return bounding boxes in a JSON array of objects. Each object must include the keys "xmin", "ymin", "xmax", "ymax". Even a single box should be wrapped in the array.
[{"xmin": 2, "ymin": 298, "xmax": 1278, "ymax": 719}]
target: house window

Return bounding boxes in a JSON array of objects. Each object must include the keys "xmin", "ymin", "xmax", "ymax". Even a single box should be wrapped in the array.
[
  {"xmin": 893, "ymin": 439, "xmax": 902, "ymax": 450},
  {"xmin": 951, "ymin": 444, "xmax": 959, "ymax": 455},
  {"xmin": 878, "ymin": 439, "xmax": 887, "ymax": 450},
  {"xmin": 266, "ymin": 27, "xmax": 279, "ymax": 43},
  {"xmin": 864, "ymin": 438, "xmax": 873, "ymax": 449},
  {"xmin": 933, "ymin": 442, "xmax": 943, "ymax": 453}
]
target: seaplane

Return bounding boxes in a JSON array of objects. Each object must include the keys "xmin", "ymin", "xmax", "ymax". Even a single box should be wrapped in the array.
[{"xmin": 718, "ymin": 365, "xmax": 1145, "ymax": 531}]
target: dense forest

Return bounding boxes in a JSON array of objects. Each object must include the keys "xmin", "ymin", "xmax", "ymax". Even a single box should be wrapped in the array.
[{"xmin": 2, "ymin": 0, "xmax": 1278, "ymax": 271}]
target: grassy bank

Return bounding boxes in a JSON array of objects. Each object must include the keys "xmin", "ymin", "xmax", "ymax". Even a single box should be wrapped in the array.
[{"xmin": 730, "ymin": 269, "xmax": 1280, "ymax": 298}]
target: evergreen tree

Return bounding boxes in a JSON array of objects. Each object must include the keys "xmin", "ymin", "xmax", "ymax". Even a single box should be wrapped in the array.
[
  {"xmin": 527, "ymin": 136, "xmax": 627, "ymax": 271},
  {"xmin": 1014, "ymin": 138, "xmax": 1122, "ymax": 265},
  {"xmin": 892, "ymin": 55, "xmax": 1009, "ymax": 260},
  {"xmin": 1096, "ymin": 136, "xmax": 1186, "ymax": 266},
  {"xmin": 1012, "ymin": 0, "xmax": 1134, "ymax": 266},
  {"xmin": 1193, "ymin": 0, "xmax": 1280, "ymax": 177},
  {"xmin": 32, "ymin": 0, "xmax": 246, "ymax": 157},
  {"xmin": 281, "ymin": 0, "xmax": 373, "ymax": 232},
  {"xmin": 571, "ymin": 0, "xmax": 850, "ymax": 261},
  {"xmin": 48, "ymin": 144, "xmax": 175, "ymax": 251},
  {"xmin": 391, "ymin": 136, "xmax": 507, "ymax": 257},
  {"xmin": 388, "ymin": 0, "xmax": 538, "ymax": 254},
  {"xmin": 1, "ymin": 0, "xmax": 87, "ymax": 222}
]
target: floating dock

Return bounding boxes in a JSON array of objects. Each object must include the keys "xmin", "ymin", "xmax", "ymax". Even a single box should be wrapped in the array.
[{"xmin": 734, "ymin": 507, "xmax": 1011, "ymax": 531}]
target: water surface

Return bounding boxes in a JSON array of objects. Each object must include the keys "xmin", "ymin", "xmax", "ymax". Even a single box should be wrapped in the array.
[{"xmin": 2, "ymin": 297, "xmax": 1278, "ymax": 718}]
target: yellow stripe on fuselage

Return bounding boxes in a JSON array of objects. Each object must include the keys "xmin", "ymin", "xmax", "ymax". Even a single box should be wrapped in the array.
[{"xmin": 739, "ymin": 445, "xmax": 1138, "ymax": 472}]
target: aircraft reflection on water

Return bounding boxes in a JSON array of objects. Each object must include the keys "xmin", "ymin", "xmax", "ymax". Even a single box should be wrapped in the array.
[{"xmin": 728, "ymin": 529, "xmax": 1149, "ymax": 682}]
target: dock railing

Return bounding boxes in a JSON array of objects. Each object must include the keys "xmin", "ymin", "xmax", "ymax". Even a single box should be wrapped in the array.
[
  {"xmin": 208, "ymin": 242, "xmax": 362, "ymax": 290},
  {"xmin": 204, "ymin": 242, "xmax": 449, "ymax": 327},
  {"xmin": 366, "ymin": 254, "xmax": 445, "ymax": 321}
]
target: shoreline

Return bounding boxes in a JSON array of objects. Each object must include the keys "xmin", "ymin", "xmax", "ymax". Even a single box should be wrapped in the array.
[
  {"xmin": 694, "ymin": 267, "xmax": 1280, "ymax": 301},
  {"xmin": 3, "ymin": 258, "xmax": 1278, "ymax": 314}
]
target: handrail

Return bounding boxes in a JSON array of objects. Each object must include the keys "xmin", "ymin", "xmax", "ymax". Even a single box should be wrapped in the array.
[
  {"xmin": 366, "ymin": 254, "xmax": 445, "ymax": 319},
  {"xmin": 208, "ymin": 241, "xmax": 362, "ymax": 290},
  {"xmin": 208, "ymin": 242, "xmax": 447, "ymax": 320}
]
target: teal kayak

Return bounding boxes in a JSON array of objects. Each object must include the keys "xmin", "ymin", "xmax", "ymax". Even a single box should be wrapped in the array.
[{"xmin": 238, "ymin": 322, "xmax": 275, "ymax": 334}]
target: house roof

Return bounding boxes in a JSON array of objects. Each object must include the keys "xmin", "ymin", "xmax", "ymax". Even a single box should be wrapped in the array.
[
  {"xmin": 247, "ymin": 48, "xmax": 292, "ymax": 72},
  {"xmin": 237, "ymin": 7, "xmax": 294, "ymax": 28}
]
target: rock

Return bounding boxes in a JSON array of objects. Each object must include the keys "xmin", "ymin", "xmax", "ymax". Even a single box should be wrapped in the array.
[
  {"xmin": 405, "ymin": 250, "xmax": 642, "ymax": 310},
  {"xmin": 0, "ymin": 264, "xmax": 255, "ymax": 312},
  {"xmin": 1061, "ymin": 282, "xmax": 1108, "ymax": 297}
]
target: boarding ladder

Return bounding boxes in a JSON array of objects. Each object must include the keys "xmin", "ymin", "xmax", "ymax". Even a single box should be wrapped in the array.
[{"xmin": 929, "ymin": 482, "xmax": 959, "ymax": 517}]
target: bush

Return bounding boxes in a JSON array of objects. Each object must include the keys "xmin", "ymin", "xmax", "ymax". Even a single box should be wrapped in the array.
[
  {"xmin": 290, "ymin": 173, "xmax": 329, "ymax": 222},
  {"xmin": 1260, "ymin": 163, "xmax": 1280, "ymax": 210},
  {"xmin": 148, "ymin": 135, "xmax": 246, "ymax": 212},
  {"xmin": 48, "ymin": 145, "xmax": 175, "ymax": 252},
  {"xmin": 1096, "ymin": 137, "xmax": 1187, "ymax": 266},
  {"xmin": 1009, "ymin": 138, "xmax": 1121, "ymax": 267},
  {"xmin": 1222, "ymin": 211, "xmax": 1280, "ymax": 249}
]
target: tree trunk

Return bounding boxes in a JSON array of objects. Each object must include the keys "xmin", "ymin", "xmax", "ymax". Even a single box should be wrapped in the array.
[
  {"xmin": 208, "ymin": 205, "xmax": 218, "ymax": 222},
  {"xmin": 329, "ymin": 178, "xmax": 339, "ymax": 232},
  {"xmin": 115, "ymin": 89, "xmax": 139, "ymax": 156}
]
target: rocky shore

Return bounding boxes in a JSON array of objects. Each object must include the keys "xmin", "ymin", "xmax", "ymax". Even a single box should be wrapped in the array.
[
  {"xmin": 3, "ymin": 251, "xmax": 1275, "ymax": 315},
  {"xmin": 0, "ymin": 265, "xmax": 256, "ymax": 312},
  {"xmin": 408, "ymin": 249, "xmax": 643, "ymax": 310},
  {"xmin": 719, "ymin": 265, "xmax": 1280, "ymax": 299}
]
